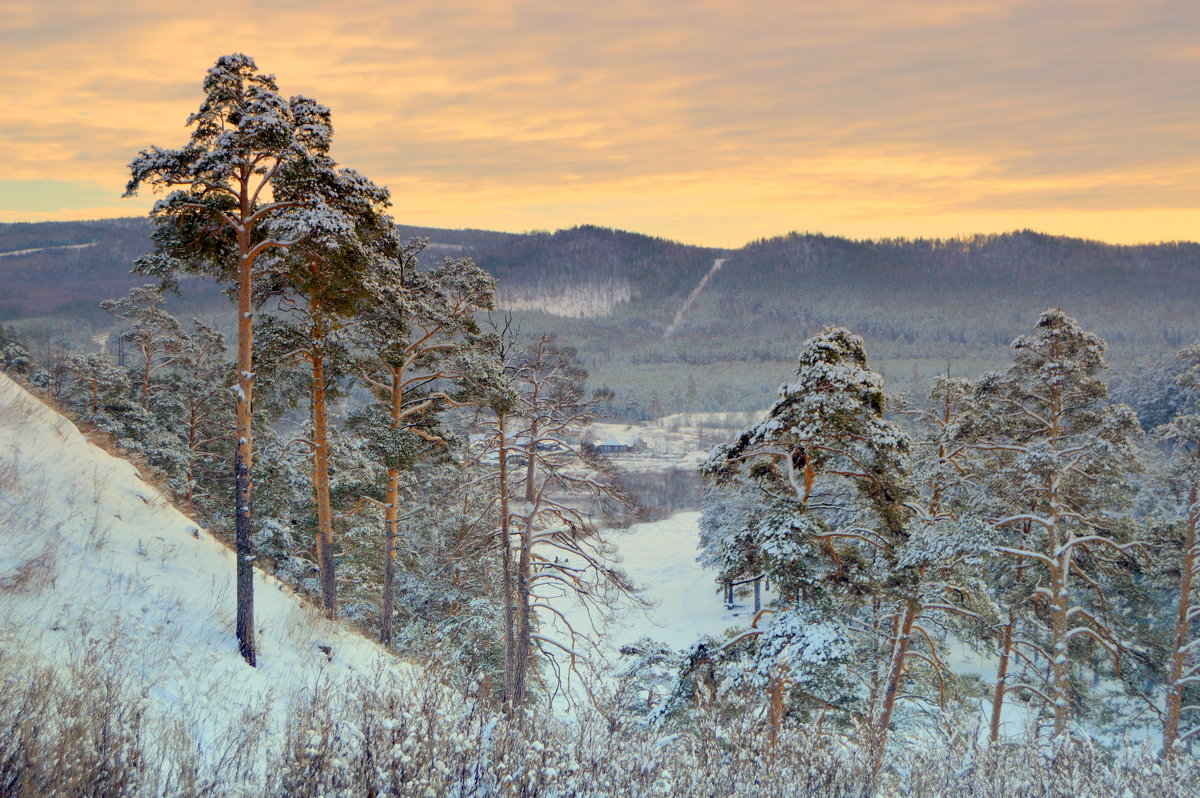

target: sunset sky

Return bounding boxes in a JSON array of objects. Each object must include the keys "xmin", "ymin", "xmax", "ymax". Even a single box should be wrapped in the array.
[{"xmin": 2, "ymin": 0, "xmax": 1198, "ymax": 246}]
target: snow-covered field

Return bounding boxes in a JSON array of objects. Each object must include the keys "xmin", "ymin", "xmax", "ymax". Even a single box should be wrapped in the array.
[
  {"xmin": 0, "ymin": 373, "xmax": 404, "ymax": 761},
  {"xmin": 497, "ymin": 279, "xmax": 634, "ymax": 318},
  {"xmin": 541, "ymin": 510, "xmax": 771, "ymax": 712}
]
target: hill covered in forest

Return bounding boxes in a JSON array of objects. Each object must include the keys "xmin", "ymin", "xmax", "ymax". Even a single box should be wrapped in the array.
[{"xmin": 3, "ymin": 218, "xmax": 1197, "ymax": 415}]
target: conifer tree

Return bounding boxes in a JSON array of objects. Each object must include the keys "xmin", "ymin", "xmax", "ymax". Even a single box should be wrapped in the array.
[
  {"xmin": 963, "ymin": 309, "xmax": 1143, "ymax": 737},
  {"xmin": 256, "ymin": 159, "xmax": 392, "ymax": 618},
  {"xmin": 700, "ymin": 331, "xmax": 1002, "ymax": 783},
  {"xmin": 1156, "ymin": 344, "xmax": 1200, "ymax": 752},
  {"xmin": 158, "ymin": 320, "xmax": 232, "ymax": 515},
  {"xmin": 65, "ymin": 353, "xmax": 129, "ymax": 414},
  {"xmin": 350, "ymin": 235, "xmax": 497, "ymax": 646},
  {"xmin": 126, "ymin": 53, "xmax": 344, "ymax": 665},
  {"xmin": 0, "ymin": 327, "xmax": 32, "ymax": 378},
  {"xmin": 100, "ymin": 285, "xmax": 185, "ymax": 410},
  {"xmin": 702, "ymin": 328, "xmax": 918, "ymax": 753}
]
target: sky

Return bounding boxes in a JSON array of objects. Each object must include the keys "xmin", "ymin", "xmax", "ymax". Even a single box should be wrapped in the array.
[{"xmin": 2, "ymin": 0, "xmax": 1198, "ymax": 246}]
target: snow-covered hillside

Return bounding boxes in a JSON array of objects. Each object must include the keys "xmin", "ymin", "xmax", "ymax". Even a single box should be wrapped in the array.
[
  {"xmin": 0, "ymin": 373, "xmax": 401, "ymax": 759},
  {"xmin": 496, "ymin": 279, "xmax": 633, "ymax": 318}
]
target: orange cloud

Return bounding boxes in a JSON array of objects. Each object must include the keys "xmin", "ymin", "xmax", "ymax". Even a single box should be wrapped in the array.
[{"xmin": 1, "ymin": 0, "xmax": 1197, "ymax": 245}]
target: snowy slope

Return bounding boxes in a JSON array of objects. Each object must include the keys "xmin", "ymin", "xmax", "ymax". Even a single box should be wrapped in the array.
[{"xmin": 0, "ymin": 373, "xmax": 403, "ymax": 759}]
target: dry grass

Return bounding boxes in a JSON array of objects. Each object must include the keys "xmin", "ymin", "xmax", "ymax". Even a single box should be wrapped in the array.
[
  {"xmin": 0, "ymin": 542, "xmax": 58, "ymax": 595},
  {"xmin": 0, "ymin": 617, "xmax": 1198, "ymax": 796}
]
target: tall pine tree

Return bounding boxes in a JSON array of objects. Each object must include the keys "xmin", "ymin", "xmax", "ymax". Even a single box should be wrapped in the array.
[{"xmin": 128, "ymin": 54, "xmax": 350, "ymax": 665}]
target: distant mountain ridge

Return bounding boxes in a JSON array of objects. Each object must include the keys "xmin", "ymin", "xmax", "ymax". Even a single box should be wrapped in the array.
[
  {"xmin": 3, "ymin": 217, "xmax": 1198, "ymax": 414},
  {"xmin": 7, "ymin": 218, "xmax": 1196, "ymax": 324}
]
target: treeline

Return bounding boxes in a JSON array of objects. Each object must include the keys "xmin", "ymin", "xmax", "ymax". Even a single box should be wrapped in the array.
[
  {"xmin": 475, "ymin": 224, "xmax": 718, "ymax": 301},
  {"xmin": 9, "ymin": 218, "xmax": 1200, "ymax": 421},
  {"xmin": 737, "ymin": 230, "xmax": 1200, "ymax": 285}
]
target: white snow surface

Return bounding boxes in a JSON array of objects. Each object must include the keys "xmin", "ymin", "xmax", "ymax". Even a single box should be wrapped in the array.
[
  {"xmin": 549, "ymin": 509, "xmax": 1034, "ymax": 737},
  {"xmin": 547, "ymin": 511, "xmax": 764, "ymax": 673},
  {"xmin": 603, "ymin": 512, "xmax": 759, "ymax": 650},
  {"xmin": 0, "ymin": 374, "xmax": 403, "ymax": 758},
  {"xmin": 0, "ymin": 241, "xmax": 97, "ymax": 258}
]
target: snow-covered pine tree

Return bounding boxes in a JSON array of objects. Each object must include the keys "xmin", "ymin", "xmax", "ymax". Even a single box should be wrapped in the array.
[
  {"xmin": 702, "ymin": 327, "xmax": 930, "ymax": 761},
  {"xmin": 61, "ymin": 345, "xmax": 193, "ymax": 495},
  {"xmin": 0, "ymin": 326, "xmax": 33, "ymax": 378},
  {"xmin": 861, "ymin": 376, "xmax": 1000, "ymax": 769},
  {"xmin": 349, "ymin": 235, "xmax": 497, "ymax": 646},
  {"xmin": 1156, "ymin": 343, "xmax": 1200, "ymax": 752},
  {"xmin": 126, "ymin": 53, "xmax": 345, "ymax": 665},
  {"xmin": 253, "ymin": 157, "xmax": 393, "ymax": 619},
  {"xmin": 155, "ymin": 320, "xmax": 232, "ymax": 516},
  {"xmin": 963, "ymin": 308, "xmax": 1143, "ymax": 737},
  {"xmin": 64, "ymin": 352, "xmax": 129, "ymax": 415},
  {"xmin": 100, "ymin": 285, "xmax": 185, "ymax": 411}
]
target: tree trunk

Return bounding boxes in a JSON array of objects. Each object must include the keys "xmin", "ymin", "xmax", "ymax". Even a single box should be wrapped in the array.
[
  {"xmin": 768, "ymin": 666, "xmax": 786, "ymax": 746},
  {"xmin": 381, "ymin": 364, "xmax": 405, "ymax": 646},
  {"xmin": 513, "ymin": 411, "xmax": 539, "ymax": 706},
  {"xmin": 185, "ymin": 400, "xmax": 198, "ymax": 514},
  {"xmin": 512, "ymin": 504, "xmax": 534, "ymax": 708},
  {"xmin": 1164, "ymin": 480, "xmax": 1198, "ymax": 753},
  {"xmin": 1048, "ymin": 480, "xmax": 1071, "ymax": 737},
  {"xmin": 871, "ymin": 599, "xmax": 918, "ymax": 780},
  {"xmin": 524, "ymin": 418, "xmax": 538, "ymax": 503},
  {"xmin": 989, "ymin": 617, "xmax": 1014, "ymax": 743},
  {"xmin": 234, "ymin": 217, "xmax": 256, "ymax": 666},
  {"xmin": 141, "ymin": 341, "xmax": 153, "ymax": 411},
  {"xmin": 1050, "ymin": 563, "xmax": 1070, "ymax": 736},
  {"xmin": 311, "ymin": 344, "xmax": 336, "ymax": 618},
  {"xmin": 381, "ymin": 468, "xmax": 399, "ymax": 646},
  {"xmin": 498, "ymin": 414, "xmax": 516, "ymax": 709}
]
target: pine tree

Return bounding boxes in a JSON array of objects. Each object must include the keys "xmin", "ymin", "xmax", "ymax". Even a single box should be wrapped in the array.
[
  {"xmin": 64, "ymin": 353, "xmax": 129, "ymax": 414},
  {"xmin": 156, "ymin": 320, "xmax": 232, "ymax": 516},
  {"xmin": 1156, "ymin": 343, "xmax": 1200, "ymax": 752},
  {"xmin": 100, "ymin": 285, "xmax": 185, "ymax": 411},
  {"xmin": 702, "ymin": 328, "xmax": 919, "ymax": 756},
  {"xmin": 126, "ymin": 53, "xmax": 345, "ymax": 665},
  {"xmin": 350, "ymin": 235, "xmax": 497, "ymax": 646},
  {"xmin": 255, "ymin": 158, "xmax": 392, "ymax": 618},
  {"xmin": 0, "ymin": 327, "xmax": 32, "ymax": 378},
  {"xmin": 865, "ymin": 376, "xmax": 1000, "ymax": 765},
  {"xmin": 963, "ymin": 309, "xmax": 1143, "ymax": 737}
]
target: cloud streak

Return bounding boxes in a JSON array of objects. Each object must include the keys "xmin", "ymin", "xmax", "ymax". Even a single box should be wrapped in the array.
[{"xmin": 1, "ymin": 0, "xmax": 1197, "ymax": 244}]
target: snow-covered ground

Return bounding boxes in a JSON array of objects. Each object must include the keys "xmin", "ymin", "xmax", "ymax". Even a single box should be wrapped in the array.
[
  {"xmin": 0, "ymin": 241, "xmax": 96, "ymax": 258},
  {"xmin": 497, "ymin": 279, "xmax": 633, "ymax": 318},
  {"xmin": 0, "ymin": 373, "xmax": 404, "ymax": 761},
  {"xmin": 543, "ymin": 510, "xmax": 768, "ymax": 700}
]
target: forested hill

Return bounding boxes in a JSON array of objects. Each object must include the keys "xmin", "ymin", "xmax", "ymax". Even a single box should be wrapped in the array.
[
  {"xmin": 696, "ymin": 230, "xmax": 1200, "ymax": 358},
  {"xmin": 4, "ymin": 218, "xmax": 1199, "ymax": 414},
  {"xmin": 0, "ymin": 219, "xmax": 717, "ymax": 323}
]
